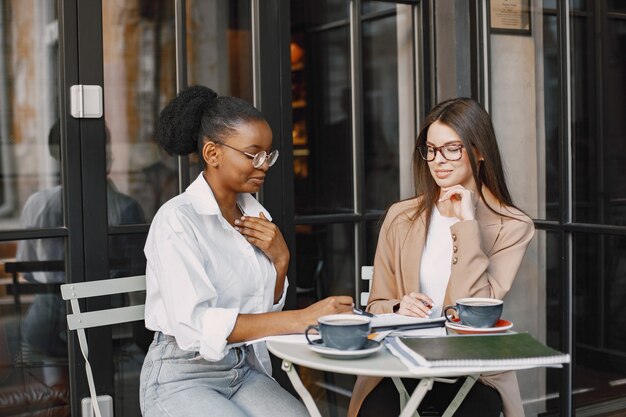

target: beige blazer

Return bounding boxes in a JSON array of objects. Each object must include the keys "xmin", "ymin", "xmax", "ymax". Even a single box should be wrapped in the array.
[{"xmin": 348, "ymin": 189, "xmax": 535, "ymax": 417}]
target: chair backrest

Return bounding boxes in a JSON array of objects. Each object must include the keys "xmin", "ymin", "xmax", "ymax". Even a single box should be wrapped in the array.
[
  {"xmin": 360, "ymin": 266, "xmax": 373, "ymax": 307},
  {"xmin": 60, "ymin": 275, "xmax": 146, "ymax": 417},
  {"xmin": 61, "ymin": 275, "xmax": 146, "ymax": 331}
]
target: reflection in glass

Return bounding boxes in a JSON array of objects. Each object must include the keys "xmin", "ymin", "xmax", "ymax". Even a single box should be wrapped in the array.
[
  {"xmin": 603, "ymin": 17, "xmax": 626, "ymax": 226},
  {"xmin": 521, "ymin": 230, "xmax": 562, "ymax": 415},
  {"xmin": 362, "ymin": 1, "xmax": 396, "ymax": 15},
  {"xmin": 295, "ymin": 223, "xmax": 355, "ymax": 309},
  {"xmin": 607, "ymin": 0, "xmax": 626, "ymax": 12},
  {"xmin": 294, "ymin": 27, "xmax": 353, "ymax": 214},
  {"xmin": 573, "ymin": 233, "xmax": 626, "ymax": 410},
  {"xmin": 102, "ymin": 0, "xmax": 177, "ymax": 223},
  {"xmin": 0, "ymin": 4, "xmax": 70, "ymax": 415},
  {"xmin": 292, "ymin": 0, "xmax": 348, "ymax": 27},
  {"xmin": 187, "ymin": 0, "xmax": 253, "ymax": 102},
  {"xmin": 186, "ymin": 0, "xmax": 254, "ymax": 181},
  {"xmin": 571, "ymin": 9, "xmax": 626, "ymax": 226},
  {"xmin": 0, "ymin": 2, "xmax": 60, "ymax": 230},
  {"xmin": 365, "ymin": 220, "xmax": 383, "ymax": 266},
  {"xmin": 541, "ymin": 11, "xmax": 559, "ymax": 220},
  {"xmin": 108, "ymin": 234, "xmax": 150, "ymax": 416},
  {"xmin": 363, "ymin": 13, "xmax": 400, "ymax": 211},
  {"xmin": 0, "ymin": 239, "xmax": 69, "ymax": 416}
]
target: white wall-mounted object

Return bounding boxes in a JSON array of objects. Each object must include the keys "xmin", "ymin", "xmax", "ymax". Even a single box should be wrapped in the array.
[{"xmin": 70, "ymin": 85, "xmax": 103, "ymax": 118}]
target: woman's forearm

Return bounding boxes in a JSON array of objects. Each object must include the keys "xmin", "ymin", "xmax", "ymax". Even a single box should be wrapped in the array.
[
  {"xmin": 273, "ymin": 259, "xmax": 289, "ymax": 303},
  {"xmin": 227, "ymin": 310, "xmax": 302, "ymax": 343}
]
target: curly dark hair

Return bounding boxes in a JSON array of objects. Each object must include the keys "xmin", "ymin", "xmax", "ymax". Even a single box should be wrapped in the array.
[{"xmin": 155, "ymin": 86, "xmax": 266, "ymax": 161}]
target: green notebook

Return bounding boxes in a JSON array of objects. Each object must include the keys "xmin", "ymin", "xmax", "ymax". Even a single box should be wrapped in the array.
[{"xmin": 387, "ymin": 333, "xmax": 570, "ymax": 368}]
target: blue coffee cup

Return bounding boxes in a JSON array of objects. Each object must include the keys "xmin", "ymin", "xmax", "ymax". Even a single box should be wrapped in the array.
[
  {"xmin": 444, "ymin": 297, "xmax": 503, "ymax": 328},
  {"xmin": 305, "ymin": 314, "xmax": 371, "ymax": 350}
]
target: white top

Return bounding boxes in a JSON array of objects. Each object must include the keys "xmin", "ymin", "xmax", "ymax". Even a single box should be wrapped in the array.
[
  {"xmin": 419, "ymin": 206, "xmax": 459, "ymax": 317},
  {"xmin": 144, "ymin": 173, "xmax": 288, "ymax": 375}
]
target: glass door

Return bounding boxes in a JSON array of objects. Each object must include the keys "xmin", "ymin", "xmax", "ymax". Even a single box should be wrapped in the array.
[
  {"xmin": 0, "ymin": 0, "xmax": 259, "ymax": 416},
  {"xmin": 0, "ymin": 1, "xmax": 72, "ymax": 416},
  {"xmin": 289, "ymin": 1, "xmax": 424, "ymax": 414}
]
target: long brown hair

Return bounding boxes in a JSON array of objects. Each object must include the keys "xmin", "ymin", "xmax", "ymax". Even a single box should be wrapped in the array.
[{"xmin": 412, "ymin": 97, "xmax": 518, "ymax": 230}]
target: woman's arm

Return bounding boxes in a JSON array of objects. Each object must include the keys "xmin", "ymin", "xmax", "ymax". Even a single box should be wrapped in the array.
[
  {"xmin": 445, "ymin": 216, "xmax": 535, "ymax": 302},
  {"xmin": 227, "ymin": 296, "xmax": 353, "ymax": 343},
  {"xmin": 146, "ymin": 211, "xmax": 353, "ymax": 360}
]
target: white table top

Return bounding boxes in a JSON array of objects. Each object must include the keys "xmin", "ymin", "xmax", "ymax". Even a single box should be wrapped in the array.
[{"xmin": 266, "ymin": 340, "xmax": 534, "ymax": 379}]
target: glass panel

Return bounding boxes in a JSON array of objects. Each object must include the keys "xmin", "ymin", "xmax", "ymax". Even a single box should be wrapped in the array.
[
  {"xmin": 0, "ymin": 2, "xmax": 61, "ymax": 230},
  {"xmin": 0, "ymin": 4, "xmax": 68, "ymax": 415},
  {"xmin": 573, "ymin": 233, "xmax": 626, "ymax": 411},
  {"xmin": 102, "ymin": 0, "xmax": 177, "ymax": 223},
  {"xmin": 512, "ymin": 230, "xmax": 563, "ymax": 415},
  {"xmin": 607, "ymin": 0, "xmax": 626, "ymax": 12},
  {"xmin": 542, "ymin": 12, "xmax": 560, "ymax": 221},
  {"xmin": 570, "ymin": 0, "xmax": 589, "ymax": 11},
  {"xmin": 109, "ymin": 233, "xmax": 147, "ymax": 278},
  {"xmin": 295, "ymin": 223, "xmax": 355, "ymax": 309},
  {"xmin": 365, "ymin": 220, "xmax": 383, "ymax": 266},
  {"xmin": 186, "ymin": 0, "xmax": 254, "ymax": 181},
  {"xmin": 0, "ymin": 239, "xmax": 69, "ymax": 415},
  {"xmin": 187, "ymin": 0, "xmax": 253, "ymax": 102},
  {"xmin": 604, "ymin": 16, "xmax": 626, "ymax": 226},
  {"xmin": 363, "ymin": 13, "xmax": 400, "ymax": 211},
  {"xmin": 293, "ymin": 27, "xmax": 353, "ymax": 214},
  {"xmin": 571, "ymin": 14, "xmax": 597, "ymax": 223},
  {"xmin": 544, "ymin": 0, "xmax": 557, "ymax": 9},
  {"xmin": 109, "ymin": 233, "xmax": 150, "ymax": 417},
  {"xmin": 292, "ymin": 0, "xmax": 348, "ymax": 27},
  {"xmin": 362, "ymin": 1, "xmax": 396, "ymax": 15},
  {"xmin": 571, "ymin": 10, "xmax": 626, "ymax": 225}
]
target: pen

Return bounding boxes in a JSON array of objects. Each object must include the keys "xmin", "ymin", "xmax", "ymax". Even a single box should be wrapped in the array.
[{"xmin": 353, "ymin": 307, "xmax": 374, "ymax": 317}]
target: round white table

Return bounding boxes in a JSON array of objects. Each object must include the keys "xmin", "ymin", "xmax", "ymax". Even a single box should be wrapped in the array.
[{"xmin": 267, "ymin": 340, "xmax": 528, "ymax": 417}]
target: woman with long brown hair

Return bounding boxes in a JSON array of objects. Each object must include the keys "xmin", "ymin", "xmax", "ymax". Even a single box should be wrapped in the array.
[{"xmin": 349, "ymin": 97, "xmax": 535, "ymax": 417}]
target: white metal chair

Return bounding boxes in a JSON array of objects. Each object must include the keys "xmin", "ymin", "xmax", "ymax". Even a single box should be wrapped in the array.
[
  {"xmin": 60, "ymin": 275, "xmax": 146, "ymax": 417},
  {"xmin": 360, "ymin": 265, "xmax": 373, "ymax": 307}
]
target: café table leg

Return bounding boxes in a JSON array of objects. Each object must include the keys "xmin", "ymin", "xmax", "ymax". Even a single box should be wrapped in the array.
[
  {"xmin": 399, "ymin": 378, "xmax": 434, "ymax": 417},
  {"xmin": 281, "ymin": 360, "xmax": 323, "ymax": 417}
]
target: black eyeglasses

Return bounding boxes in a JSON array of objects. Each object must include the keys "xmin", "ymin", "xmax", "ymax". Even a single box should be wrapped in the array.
[
  {"xmin": 417, "ymin": 143, "xmax": 464, "ymax": 162},
  {"xmin": 219, "ymin": 143, "xmax": 279, "ymax": 168}
]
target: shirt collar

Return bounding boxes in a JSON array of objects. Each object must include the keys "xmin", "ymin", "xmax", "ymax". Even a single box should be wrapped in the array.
[{"xmin": 185, "ymin": 173, "xmax": 272, "ymax": 220}]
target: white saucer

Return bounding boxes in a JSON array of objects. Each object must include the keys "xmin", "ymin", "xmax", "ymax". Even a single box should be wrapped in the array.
[
  {"xmin": 445, "ymin": 318, "xmax": 513, "ymax": 334},
  {"xmin": 309, "ymin": 339, "xmax": 383, "ymax": 359}
]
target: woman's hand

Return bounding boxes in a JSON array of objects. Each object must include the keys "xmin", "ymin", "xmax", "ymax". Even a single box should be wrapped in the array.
[
  {"xmin": 234, "ymin": 212, "xmax": 289, "ymax": 275},
  {"xmin": 397, "ymin": 292, "xmax": 434, "ymax": 318},
  {"xmin": 439, "ymin": 185, "xmax": 478, "ymax": 221},
  {"xmin": 299, "ymin": 296, "xmax": 354, "ymax": 329}
]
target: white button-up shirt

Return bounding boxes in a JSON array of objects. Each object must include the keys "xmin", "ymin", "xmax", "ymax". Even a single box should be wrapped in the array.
[{"xmin": 144, "ymin": 173, "xmax": 287, "ymax": 374}]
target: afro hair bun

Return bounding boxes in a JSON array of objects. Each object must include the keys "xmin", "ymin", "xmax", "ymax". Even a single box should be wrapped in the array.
[{"xmin": 156, "ymin": 86, "xmax": 218, "ymax": 156}]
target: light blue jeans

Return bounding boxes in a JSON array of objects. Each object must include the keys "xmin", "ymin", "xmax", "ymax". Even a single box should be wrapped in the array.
[{"xmin": 140, "ymin": 332, "xmax": 309, "ymax": 417}]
